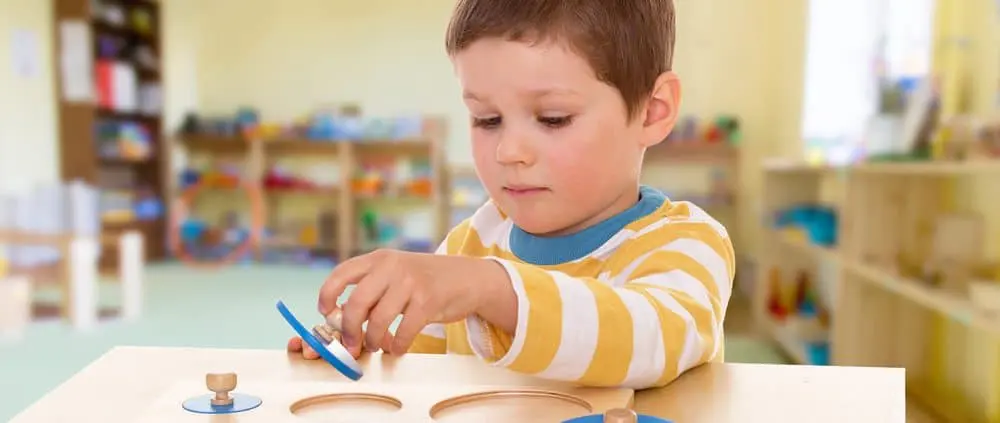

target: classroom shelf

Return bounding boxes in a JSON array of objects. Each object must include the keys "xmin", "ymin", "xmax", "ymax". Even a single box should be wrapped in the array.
[
  {"xmin": 645, "ymin": 141, "xmax": 738, "ymax": 164},
  {"xmin": 842, "ymin": 260, "xmax": 1000, "ymax": 337},
  {"xmin": 178, "ymin": 129, "xmax": 449, "ymax": 263},
  {"xmin": 758, "ymin": 159, "xmax": 1000, "ymax": 423}
]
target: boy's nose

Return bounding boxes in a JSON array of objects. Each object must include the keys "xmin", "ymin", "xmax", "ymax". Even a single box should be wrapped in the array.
[{"xmin": 495, "ymin": 131, "xmax": 535, "ymax": 166}]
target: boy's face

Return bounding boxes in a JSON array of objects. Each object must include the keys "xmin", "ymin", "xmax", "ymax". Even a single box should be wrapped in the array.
[{"xmin": 453, "ymin": 37, "xmax": 679, "ymax": 236}]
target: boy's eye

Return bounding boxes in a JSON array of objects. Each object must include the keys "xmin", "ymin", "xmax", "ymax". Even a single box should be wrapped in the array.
[
  {"xmin": 472, "ymin": 116, "xmax": 501, "ymax": 129},
  {"xmin": 537, "ymin": 115, "xmax": 573, "ymax": 128}
]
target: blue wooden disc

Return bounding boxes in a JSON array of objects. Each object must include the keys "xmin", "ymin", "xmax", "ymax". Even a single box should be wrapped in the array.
[
  {"xmin": 181, "ymin": 393, "xmax": 262, "ymax": 414},
  {"xmin": 276, "ymin": 300, "xmax": 363, "ymax": 381},
  {"xmin": 562, "ymin": 414, "xmax": 673, "ymax": 423}
]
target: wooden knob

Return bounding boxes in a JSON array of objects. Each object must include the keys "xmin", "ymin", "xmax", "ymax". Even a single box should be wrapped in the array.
[
  {"xmin": 205, "ymin": 373, "xmax": 237, "ymax": 406},
  {"xmin": 312, "ymin": 324, "xmax": 342, "ymax": 344},
  {"xmin": 603, "ymin": 408, "xmax": 638, "ymax": 423},
  {"xmin": 325, "ymin": 309, "xmax": 343, "ymax": 331}
]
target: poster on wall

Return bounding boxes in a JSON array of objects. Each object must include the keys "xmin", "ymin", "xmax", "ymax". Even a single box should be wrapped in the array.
[
  {"xmin": 58, "ymin": 20, "xmax": 94, "ymax": 102},
  {"xmin": 10, "ymin": 29, "xmax": 39, "ymax": 79}
]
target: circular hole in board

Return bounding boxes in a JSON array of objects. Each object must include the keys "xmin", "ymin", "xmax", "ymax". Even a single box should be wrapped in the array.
[
  {"xmin": 429, "ymin": 390, "xmax": 593, "ymax": 422},
  {"xmin": 289, "ymin": 393, "xmax": 403, "ymax": 420}
]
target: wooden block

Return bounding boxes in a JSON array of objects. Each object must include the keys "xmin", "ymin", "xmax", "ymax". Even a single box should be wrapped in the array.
[{"xmin": 137, "ymin": 376, "xmax": 633, "ymax": 423}]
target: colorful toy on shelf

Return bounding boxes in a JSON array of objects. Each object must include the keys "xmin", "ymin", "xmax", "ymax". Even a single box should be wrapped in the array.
[
  {"xmin": 773, "ymin": 205, "xmax": 837, "ymax": 247},
  {"xmin": 352, "ymin": 157, "xmax": 399, "ymax": 196},
  {"xmin": 793, "ymin": 270, "xmax": 819, "ymax": 316},
  {"xmin": 96, "ymin": 121, "xmax": 153, "ymax": 161},
  {"xmin": 263, "ymin": 166, "xmax": 322, "ymax": 192},
  {"xmin": 181, "ymin": 161, "xmax": 244, "ymax": 190},
  {"xmin": 662, "ymin": 114, "xmax": 742, "ymax": 144},
  {"xmin": 713, "ymin": 115, "xmax": 741, "ymax": 144},
  {"xmin": 363, "ymin": 118, "xmax": 395, "ymax": 139},
  {"xmin": 129, "ymin": 7, "xmax": 155, "ymax": 36},
  {"xmin": 805, "ymin": 341, "xmax": 830, "ymax": 365},
  {"xmin": 766, "ymin": 266, "xmax": 788, "ymax": 320},
  {"xmin": 402, "ymin": 159, "xmax": 433, "ymax": 197},
  {"xmin": 235, "ymin": 107, "xmax": 260, "ymax": 132},
  {"xmin": 392, "ymin": 115, "xmax": 426, "ymax": 139},
  {"xmin": 119, "ymin": 122, "xmax": 152, "ymax": 159},
  {"xmin": 352, "ymin": 168, "xmax": 385, "ymax": 197},
  {"xmin": 133, "ymin": 186, "xmax": 164, "ymax": 221},
  {"xmin": 101, "ymin": 190, "xmax": 137, "ymax": 223}
]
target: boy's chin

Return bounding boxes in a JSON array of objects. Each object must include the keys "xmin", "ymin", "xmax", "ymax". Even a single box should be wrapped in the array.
[{"xmin": 509, "ymin": 213, "xmax": 579, "ymax": 237}]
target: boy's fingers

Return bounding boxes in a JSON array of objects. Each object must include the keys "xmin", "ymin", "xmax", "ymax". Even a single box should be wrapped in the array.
[
  {"xmin": 303, "ymin": 344, "xmax": 320, "ymax": 360},
  {"xmin": 341, "ymin": 271, "xmax": 390, "ymax": 354},
  {"xmin": 318, "ymin": 255, "xmax": 374, "ymax": 315},
  {"xmin": 364, "ymin": 285, "xmax": 410, "ymax": 353},
  {"xmin": 381, "ymin": 331, "xmax": 398, "ymax": 355},
  {"xmin": 391, "ymin": 308, "xmax": 429, "ymax": 355},
  {"xmin": 287, "ymin": 337, "xmax": 303, "ymax": 352}
]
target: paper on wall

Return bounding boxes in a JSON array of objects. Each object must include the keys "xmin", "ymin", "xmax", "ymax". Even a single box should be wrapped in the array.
[
  {"xmin": 10, "ymin": 29, "xmax": 39, "ymax": 78},
  {"xmin": 58, "ymin": 20, "xmax": 94, "ymax": 102}
]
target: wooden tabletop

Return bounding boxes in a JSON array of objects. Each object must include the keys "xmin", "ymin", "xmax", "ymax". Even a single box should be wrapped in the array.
[{"xmin": 11, "ymin": 346, "xmax": 906, "ymax": 422}]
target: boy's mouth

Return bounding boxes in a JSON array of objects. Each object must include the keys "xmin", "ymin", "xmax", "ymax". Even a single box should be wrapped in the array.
[{"xmin": 503, "ymin": 185, "xmax": 549, "ymax": 195}]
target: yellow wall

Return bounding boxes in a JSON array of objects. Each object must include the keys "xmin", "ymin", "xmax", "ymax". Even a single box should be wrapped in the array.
[
  {"xmin": 0, "ymin": 0, "xmax": 57, "ymax": 194},
  {"xmin": 0, "ymin": 0, "xmax": 810, "ymax": 256},
  {"xmin": 168, "ymin": 0, "xmax": 809, "ymax": 256}
]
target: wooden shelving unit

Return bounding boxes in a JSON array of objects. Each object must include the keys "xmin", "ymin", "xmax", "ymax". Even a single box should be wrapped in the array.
[
  {"xmin": 52, "ymin": 0, "xmax": 168, "ymax": 267},
  {"xmin": 178, "ymin": 130, "xmax": 449, "ymax": 262},
  {"xmin": 757, "ymin": 160, "xmax": 1000, "ymax": 423}
]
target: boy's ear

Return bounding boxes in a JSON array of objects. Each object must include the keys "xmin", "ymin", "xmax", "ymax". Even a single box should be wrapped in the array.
[{"xmin": 641, "ymin": 72, "xmax": 681, "ymax": 148}]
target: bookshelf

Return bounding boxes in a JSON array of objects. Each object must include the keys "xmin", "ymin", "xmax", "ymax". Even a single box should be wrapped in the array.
[
  {"xmin": 178, "ymin": 129, "xmax": 449, "ymax": 264},
  {"xmin": 52, "ymin": 0, "xmax": 167, "ymax": 268}
]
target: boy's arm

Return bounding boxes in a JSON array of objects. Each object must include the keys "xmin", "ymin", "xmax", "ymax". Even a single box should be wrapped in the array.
[
  {"xmin": 465, "ymin": 220, "xmax": 734, "ymax": 389},
  {"xmin": 407, "ymin": 219, "xmax": 474, "ymax": 354}
]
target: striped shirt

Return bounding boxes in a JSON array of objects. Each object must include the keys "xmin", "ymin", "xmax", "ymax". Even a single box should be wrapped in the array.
[{"xmin": 408, "ymin": 185, "xmax": 735, "ymax": 389}]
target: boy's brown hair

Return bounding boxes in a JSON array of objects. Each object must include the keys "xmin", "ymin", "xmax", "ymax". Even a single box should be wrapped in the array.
[{"xmin": 445, "ymin": 0, "xmax": 676, "ymax": 120}]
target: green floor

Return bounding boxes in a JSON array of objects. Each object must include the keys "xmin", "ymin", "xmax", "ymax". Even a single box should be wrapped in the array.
[{"xmin": 0, "ymin": 263, "xmax": 786, "ymax": 420}]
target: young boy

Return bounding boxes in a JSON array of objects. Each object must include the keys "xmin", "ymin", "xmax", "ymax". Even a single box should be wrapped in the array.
[{"xmin": 288, "ymin": 0, "xmax": 735, "ymax": 390}]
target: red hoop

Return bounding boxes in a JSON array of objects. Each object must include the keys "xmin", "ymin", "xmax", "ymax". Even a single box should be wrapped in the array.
[{"xmin": 168, "ymin": 179, "xmax": 266, "ymax": 269}]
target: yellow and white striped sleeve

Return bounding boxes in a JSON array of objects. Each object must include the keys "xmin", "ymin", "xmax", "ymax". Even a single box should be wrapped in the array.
[
  {"xmin": 407, "ymin": 219, "xmax": 474, "ymax": 354},
  {"xmin": 464, "ymin": 218, "xmax": 735, "ymax": 389}
]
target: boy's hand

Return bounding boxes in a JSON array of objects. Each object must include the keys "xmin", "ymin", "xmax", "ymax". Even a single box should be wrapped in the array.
[
  {"xmin": 286, "ymin": 336, "xmax": 320, "ymax": 360},
  {"xmin": 318, "ymin": 249, "xmax": 511, "ymax": 357}
]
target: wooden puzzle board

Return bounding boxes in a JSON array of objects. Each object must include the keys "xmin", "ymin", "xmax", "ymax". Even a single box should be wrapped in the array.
[{"xmin": 136, "ymin": 379, "xmax": 634, "ymax": 423}]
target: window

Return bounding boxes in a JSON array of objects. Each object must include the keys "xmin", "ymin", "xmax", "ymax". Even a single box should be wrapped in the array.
[{"xmin": 800, "ymin": 0, "xmax": 934, "ymax": 164}]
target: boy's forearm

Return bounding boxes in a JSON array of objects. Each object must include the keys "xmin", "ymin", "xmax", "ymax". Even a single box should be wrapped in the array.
[
  {"xmin": 472, "ymin": 258, "xmax": 519, "ymax": 333},
  {"xmin": 464, "ymin": 250, "xmax": 729, "ymax": 389}
]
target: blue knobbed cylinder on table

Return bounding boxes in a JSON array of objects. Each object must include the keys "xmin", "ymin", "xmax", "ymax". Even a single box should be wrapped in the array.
[{"xmin": 563, "ymin": 408, "xmax": 673, "ymax": 423}]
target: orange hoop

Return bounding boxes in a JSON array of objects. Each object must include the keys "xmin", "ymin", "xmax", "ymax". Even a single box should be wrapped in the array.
[
  {"xmin": 170, "ymin": 129, "xmax": 266, "ymax": 269},
  {"xmin": 169, "ymin": 180, "xmax": 266, "ymax": 269}
]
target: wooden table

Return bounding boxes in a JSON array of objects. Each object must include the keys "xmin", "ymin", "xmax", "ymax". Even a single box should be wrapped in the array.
[{"xmin": 11, "ymin": 346, "xmax": 906, "ymax": 422}]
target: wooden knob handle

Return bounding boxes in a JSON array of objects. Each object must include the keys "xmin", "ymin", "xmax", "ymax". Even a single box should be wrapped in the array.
[
  {"xmin": 205, "ymin": 373, "xmax": 237, "ymax": 406},
  {"xmin": 313, "ymin": 324, "xmax": 342, "ymax": 344},
  {"xmin": 603, "ymin": 408, "xmax": 638, "ymax": 423},
  {"xmin": 325, "ymin": 309, "xmax": 343, "ymax": 331}
]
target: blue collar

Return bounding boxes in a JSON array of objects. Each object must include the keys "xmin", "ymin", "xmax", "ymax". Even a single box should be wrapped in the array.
[{"xmin": 509, "ymin": 185, "xmax": 666, "ymax": 265}]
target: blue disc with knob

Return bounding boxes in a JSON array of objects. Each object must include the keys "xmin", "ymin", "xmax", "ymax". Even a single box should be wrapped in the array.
[
  {"xmin": 563, "ymin": 414, "xmax": 673, "ymax": 423},
  {"xmin": 276, "ymin": 300, "xmax": 364, "ymax": 381},
  {"xmin": 181, "ymin": 393, "xmax": 262, "ymax": 414}
]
